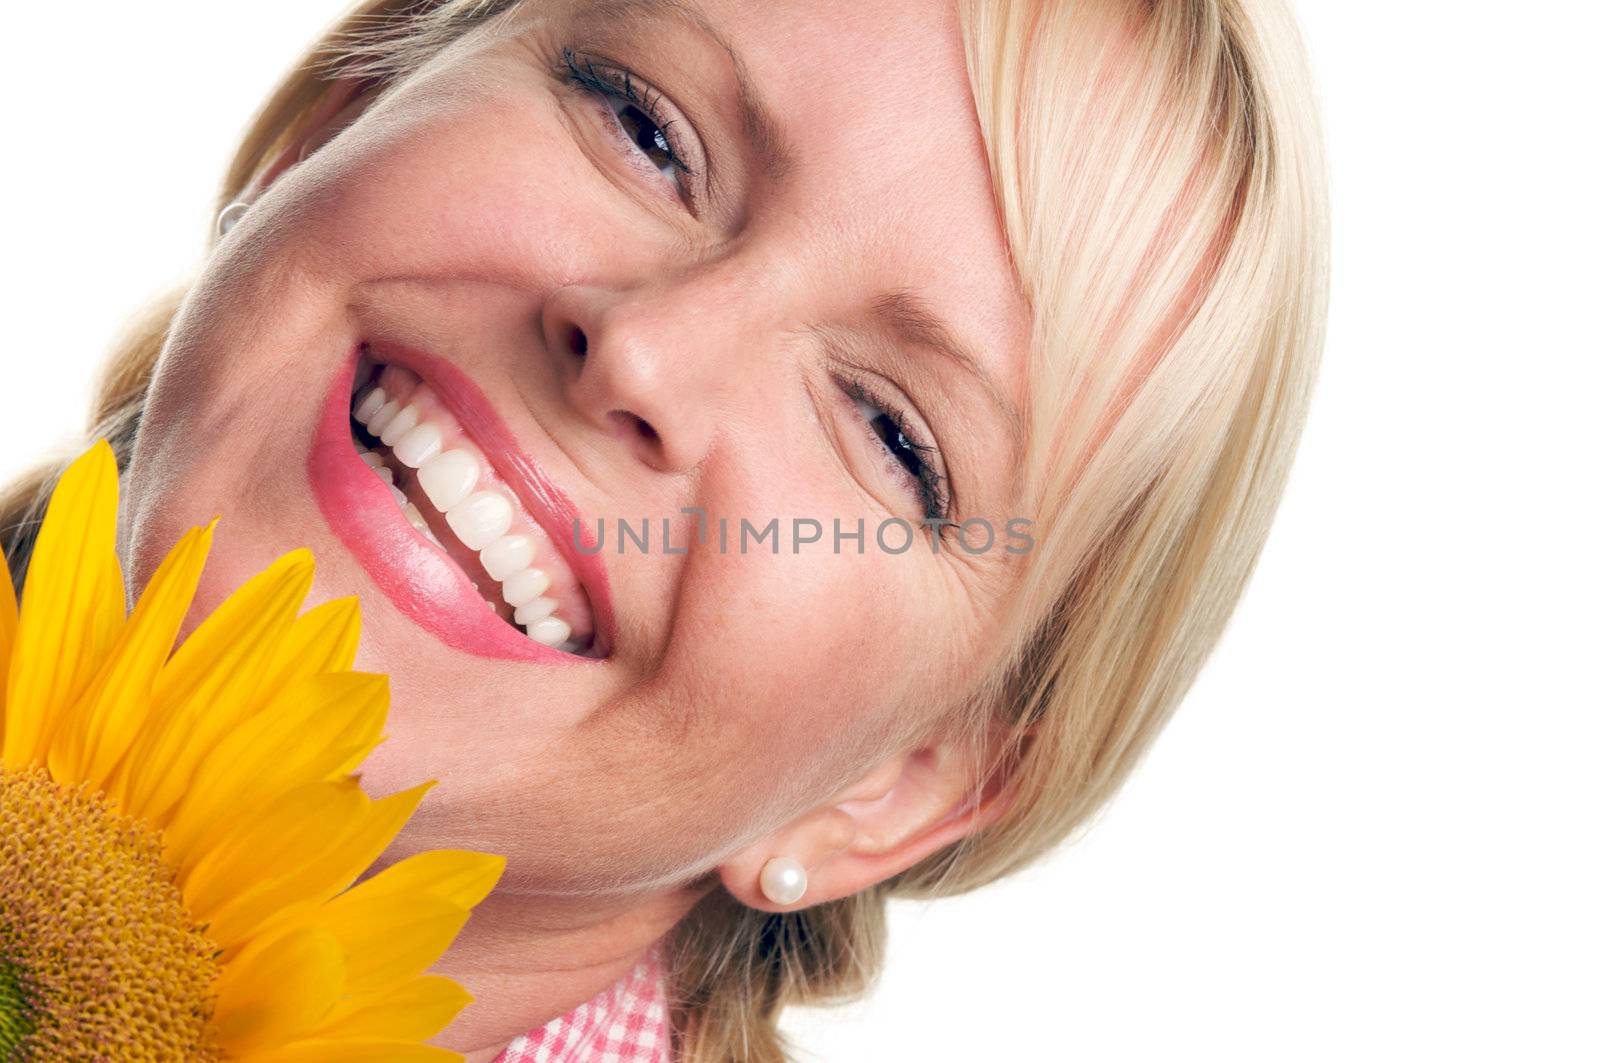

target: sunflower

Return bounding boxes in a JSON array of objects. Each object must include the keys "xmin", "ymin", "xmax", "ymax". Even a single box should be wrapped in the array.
[{"xmin": 0, "ymin": 441, "xmax": 504, "ymax": 1061}]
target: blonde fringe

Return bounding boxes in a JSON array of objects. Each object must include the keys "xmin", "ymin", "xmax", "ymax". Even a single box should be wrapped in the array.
[{"xmin": 0, "ymin": 1, "xmax": 1326, "ymax": 1058}]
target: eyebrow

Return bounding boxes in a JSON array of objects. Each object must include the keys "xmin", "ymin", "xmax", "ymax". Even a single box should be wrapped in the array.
[
  {"xmin": 584, "ymin": 0, "xmax": 796, "ymax": 183},
  {"xmin": 872, "ymin": 288, "xmax": 1024, "ymax": 453}
]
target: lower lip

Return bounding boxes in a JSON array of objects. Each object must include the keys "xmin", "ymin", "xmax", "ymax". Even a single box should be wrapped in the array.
[{"xmin": 308, "ymin": 348, "xmax": 589, "ymax": 663}]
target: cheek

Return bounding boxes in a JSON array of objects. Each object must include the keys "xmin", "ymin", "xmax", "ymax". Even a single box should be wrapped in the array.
[
  {"xmin": 272, "ymin": 72, "xmax": 632, "ymax": 298},
  {"xmin": 123, "ymin": 70, "xmax": 624, "ymax": 593},
  {"xmin": 666, "ymin": 529, "xmax": 938, "ymax": 778},
  {"xmin": 637, "ymin": 418, "xmax": 956, "ymax": 794}
]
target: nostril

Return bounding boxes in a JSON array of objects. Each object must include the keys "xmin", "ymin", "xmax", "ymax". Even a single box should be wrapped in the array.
[
  {"xmin": 607, "ymin": 410, "xmax": 659, "ymax": 445},
  {"xmin": 567, "ymin": 326, "xmax": 588, "ymax": 357}
]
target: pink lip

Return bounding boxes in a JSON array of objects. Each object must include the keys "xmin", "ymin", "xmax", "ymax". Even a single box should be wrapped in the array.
[{"xmin": 308, "ymin": 342, "xmax": 614, "ymax": 663}]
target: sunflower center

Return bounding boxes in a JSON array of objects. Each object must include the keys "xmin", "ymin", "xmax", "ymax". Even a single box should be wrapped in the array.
[
  {"xmin": 0, "ymin": 765, "xmax": 222, "ymax": 1061},
  {"xmin": 0, "ymin": 956, "xmax": 31, "ymax": 1056}
]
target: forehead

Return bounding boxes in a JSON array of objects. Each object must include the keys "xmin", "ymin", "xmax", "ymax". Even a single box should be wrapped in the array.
[{"xmin": 715, "ymin": 0, "xmax": 1026, "ymax": 330}]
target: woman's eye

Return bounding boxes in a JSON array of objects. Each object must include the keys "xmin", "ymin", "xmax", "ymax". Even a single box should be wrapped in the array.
[
  {"xmin": 854, "ymin": 393, "xmax": 927, "ymax": 481},
  {"xmin": 605, "ymin": 97, "xmax": 680, "ymax": 183},
  {"xmin": 842, "ymin": 377, "xmax": 950, "ymax": 523},
  {"xmin": 560, "ymin": 50, "xmax": 695, "ymax": 205}
]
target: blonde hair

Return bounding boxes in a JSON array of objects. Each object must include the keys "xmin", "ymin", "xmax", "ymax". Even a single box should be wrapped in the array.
[{"xmin": 0, "ymin": 0, "xmax": 1327, "ymax": 1058}]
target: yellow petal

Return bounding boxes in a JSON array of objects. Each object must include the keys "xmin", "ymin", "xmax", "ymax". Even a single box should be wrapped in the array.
[
  {"xmin": 0, "ymin": 541, "xmax": 17, "ymax": 739},
  {"xmin": 335, "ymin": 849, "xmax": 505, "ymax": 912},
  {"xmin": 257, "ymin": 595, "xmax": 363, "ymax": 699},
  {"xmin": 211, "ymin": 926, "xmax": 344, "ymax": 1055},
  {"xmin": 3, "ymin": 441, "xmax": 124, "ymax": 769},
  {"xmin": 46, "ymin": 520, "xmax": 214, "ymax": 789},
  {"xmin": 148, "ymin": 548, "xmax": 314, "ymax": 713},
  {"xmin": 312, "ymin": 975, "xmax": 473, "ymax": 1042},
  {"xmin": 161, "ymin": 671, "xmax": 388, "ymax": 859},
  {"xmin": 181, "ymin": 779, "xmax": 365, "ymax": 923},
  {"xmin": 201, "ymin": 782, "xmax": 432, "ymax": 952},
  {"xmin": 112, "ymin": 549, "xmax": 314, "ymax": 822},
  {"xmin": 316, "ymin": 891, "xmax": 471, "ymax": 994},
  {"xmin": 241, "ymin": 1040, "xmax": 463, "ymax": 1063}
]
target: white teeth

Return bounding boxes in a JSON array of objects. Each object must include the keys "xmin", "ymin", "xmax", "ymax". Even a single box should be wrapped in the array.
[
  {"xmin": 402, "ymin": 503, "xmax": 443, "ymax": 547},
  {"xmin": 351, "ymin": 378, "xmax": 587, "ymax": 648},
  {"xmin": 501, "ymin": 568, "xmax": 552, "ymax": 607},
  {"xmin": 353, "ymin": 386, "xmax": 387, "ymax": 424},
  {"xmin": 417, "ymin": 450, "xmax": 479, "ymax": 511},
  {"xmin": 367, "ymin": 398, "xmax": 402, "ymax": 435},
  {"xmin": 393, "ymin": 422, "xmax": 443, "ymax": 468},
  {"xmin": 513, "ymin": 597, "xmax": 559, "ymax": 627},
  {"xmin": 480, "ymin": 535, "xmax": 535, "ymax": 581},
  {"xmin": 380, "ymin": 403, "xmax": 420, "ymax": 446},
  {"xmin": 445, "ymin": 490, "xmax": 513, "ymax": 550},
  {"xmin": 527, "ymin": 615, "xmax": 572, "ymax": 648}
]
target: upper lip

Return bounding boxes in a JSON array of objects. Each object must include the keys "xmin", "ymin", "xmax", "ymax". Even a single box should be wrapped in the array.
[{"xmin": 362, "ymin": 338, "xmax": 616, "ymax": 658}]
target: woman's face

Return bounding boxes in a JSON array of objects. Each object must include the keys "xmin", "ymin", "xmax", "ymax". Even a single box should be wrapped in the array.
[{"xmin": 125, "ymin": 0, "xmax": 1030, "ymax": 890}]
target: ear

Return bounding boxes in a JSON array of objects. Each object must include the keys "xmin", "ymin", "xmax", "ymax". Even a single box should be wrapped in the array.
[
  {"xmin": 244, "ymin": 76, "xmax": 378, "ymax": 199},
  {"xmin": 718, "ymin": 731, "xmax": 1027, "ymax": 913}
]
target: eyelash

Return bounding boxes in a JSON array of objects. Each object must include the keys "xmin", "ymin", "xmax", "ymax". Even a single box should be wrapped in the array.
[
  {"xmin": 558, "ymin": 49, "xmax": 696, "ymax": 199},
  {"xmin": 837, "ymin": 372, "xmax": 950, "ymax": 523}
]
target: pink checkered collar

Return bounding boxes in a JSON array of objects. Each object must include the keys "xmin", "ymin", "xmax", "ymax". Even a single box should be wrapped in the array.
[{"xmin": 491, "ymin": 942, "xmax": 672, "ymax": 1062}]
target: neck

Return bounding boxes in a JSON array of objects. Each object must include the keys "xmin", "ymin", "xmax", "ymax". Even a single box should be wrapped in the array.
[{"xmin": 430, "ymin": 878, "xmax": 714, "ymax": 1061}]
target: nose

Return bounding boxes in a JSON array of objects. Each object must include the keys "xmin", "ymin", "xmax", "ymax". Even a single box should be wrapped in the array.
[{"xmin": 540, "ymin": 279, "xmax": 748, "ymax": 474}]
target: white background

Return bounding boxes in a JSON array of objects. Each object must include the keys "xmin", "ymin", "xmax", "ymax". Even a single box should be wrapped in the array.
[{"xmin": 3, "ymin": 2, "xmax": 1595, "ymax": 1060}]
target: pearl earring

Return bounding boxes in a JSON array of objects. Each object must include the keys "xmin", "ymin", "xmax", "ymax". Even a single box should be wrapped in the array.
[
  {"xmin": 216, "ymin": 200, "xmax": 251, "ymax": 239},
  {"xmin": 758, "ymin": 856, "xmax": 807, "ymax": 906}
]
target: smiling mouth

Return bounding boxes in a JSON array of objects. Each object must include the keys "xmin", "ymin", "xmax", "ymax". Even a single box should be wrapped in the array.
[{"xmin": 341, "ymin": 349, "xmax": 600, "ymax": 656}]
